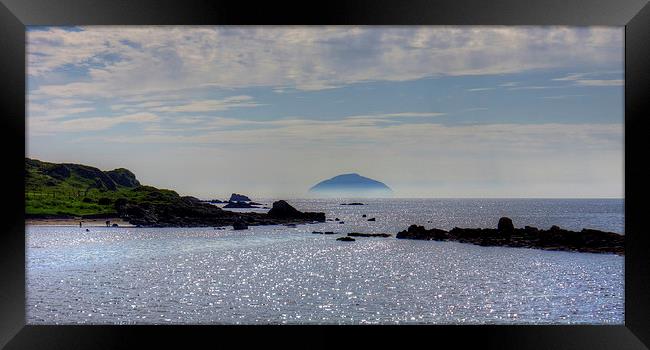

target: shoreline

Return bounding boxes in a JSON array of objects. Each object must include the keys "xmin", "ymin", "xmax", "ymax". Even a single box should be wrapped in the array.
[{"xmin": 26, "ymin": 217, "xmax": 135, "ymax": 227}]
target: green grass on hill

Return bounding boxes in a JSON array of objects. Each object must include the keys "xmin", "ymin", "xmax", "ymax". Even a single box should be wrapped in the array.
[{"xmin": 25, "ymin": 158, "xmax": 183, "ymax": 217}]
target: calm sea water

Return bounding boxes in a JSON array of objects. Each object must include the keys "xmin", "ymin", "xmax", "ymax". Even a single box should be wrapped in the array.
[{"xmin": 26, "ymin": 198, "xmax": 624, "ymax": 324}]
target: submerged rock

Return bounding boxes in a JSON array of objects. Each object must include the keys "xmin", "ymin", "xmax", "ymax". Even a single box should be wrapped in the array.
[
  {"xmin": 337, "ymin": 237, "xmax": 355, "ymax": 242},
  {"xmin": 367, "ymin": 217, "xmax": 376, "ymax": 221}
]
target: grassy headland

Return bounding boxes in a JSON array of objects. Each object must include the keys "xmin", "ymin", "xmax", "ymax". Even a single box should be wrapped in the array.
[
  {"xmin": 26, "ymin": 158, "xmax": 175, "ymax": 217},
  {"xmin": 25, "ymin": 158, "xmax": 325, "ymax": 227}
]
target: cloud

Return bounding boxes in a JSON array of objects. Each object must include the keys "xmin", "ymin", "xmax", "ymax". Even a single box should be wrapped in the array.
[
  {"xmin": 149, "ymin": 96, "xmax": 261, "ymax": 113},
  {"xmin": 29, "ymin": 112, "xmax": 160, "ymax": 134},
  {"xmin": 76, "ymin": 116, "xmax": 622, "ymax": 153},
  {"xmin": 28, "ymin": 26, "xmax": 623, "ymax": 99},
  {"xmin": 540, "ymin": 94, "xmax": 586, "ymax": 99},
  {"xmin": 346, "ymin": 112, "xmax": 446, "ymax": 119},
  {"xmin": 467, "ymin": 87, "xmax": 495, "ymax": 92},
  {"xmin": 552, "ymin": 72, "xmax": 623, "ymax": 87},
  {"xmin": 574, "ymin": 79, "xmax": 623, "ymax": 87},
  {"xmin": 506, "ymin": 85, "xmax": 560, "ymax": 90}
]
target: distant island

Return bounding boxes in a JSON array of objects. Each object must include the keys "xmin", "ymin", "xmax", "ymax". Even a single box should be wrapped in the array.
[
  {"xmin": 25, "ymin": 158, "xmax": 324, "ymax": 227},
  {"xmin": 309, "ymin": 173, "xmax": 392, "ymax": 197}
]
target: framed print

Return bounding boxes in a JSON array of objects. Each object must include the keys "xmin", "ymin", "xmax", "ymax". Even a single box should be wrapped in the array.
[{"xmin": 1, "ymin": 0, "xmax": 649, "ymax": 348}]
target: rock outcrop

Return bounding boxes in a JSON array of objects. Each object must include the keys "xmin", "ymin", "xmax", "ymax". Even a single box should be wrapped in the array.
[
  {"xmin": 396, "ymin": 217, "xmax": 624, "ymax": 255},
  {"xmin": 229, "ymin": 193, "xmax": 251, "ymax": 202},
  {"xmin": 233, "ymin": 219, "xmax": 248, "ymax": 230},
  {"xmin": 267, "ymin": 200, "xmax": 326, "ymax": 222},
  {"xmin": 116, "ymin": 196, "xmax": 325, "ymax": 228}
]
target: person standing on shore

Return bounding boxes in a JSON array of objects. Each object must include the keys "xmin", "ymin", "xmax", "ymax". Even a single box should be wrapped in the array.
[{"xmin": 79, "ymin": 221, "xmax": 82, "ymax": 228}]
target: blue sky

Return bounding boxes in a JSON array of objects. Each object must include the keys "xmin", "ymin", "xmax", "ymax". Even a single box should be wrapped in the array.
[{"xmin": 26, "ymin": 26, "xmax": 624, "ymax": 198}]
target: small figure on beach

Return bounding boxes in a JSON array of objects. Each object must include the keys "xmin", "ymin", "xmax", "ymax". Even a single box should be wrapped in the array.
[
  {"xmin": 106, "ymin": 220, "xmax": 110, "ymax": 227},
  {"xmin": 79, "ymin": 221, "xmax": 82, "ymax": 227}
]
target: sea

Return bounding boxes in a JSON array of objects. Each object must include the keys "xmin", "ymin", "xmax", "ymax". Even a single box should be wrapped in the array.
[{"xmin": 26, "ymin": 198, "xmax": 624, "ymax": 325}]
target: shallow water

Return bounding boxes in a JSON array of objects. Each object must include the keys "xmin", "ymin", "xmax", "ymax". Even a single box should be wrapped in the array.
[{"xmin": 26, "ymin": 198, "xmax": 624, "ymax": 324}]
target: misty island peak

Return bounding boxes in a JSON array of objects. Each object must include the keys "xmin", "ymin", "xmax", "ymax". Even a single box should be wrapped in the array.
[{"xmin": 309, "ymin": 173, "xmax": 392, "ymax": 198}]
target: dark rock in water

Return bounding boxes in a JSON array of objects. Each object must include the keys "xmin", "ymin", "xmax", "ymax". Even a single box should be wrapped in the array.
[
  {"xmin": 267, "ymin": 200, "xmax": 326, "ymax": 222},
  {"xmin": 341, "ymin": 202, "xmax": 365, "ymax": 206},
  {"xmin": 396, "ymin": 219, "xmax": 624, "ymax": 255},
  {"xmin": 312, "ymin": 231, "xmax": 323, "ymax": 234},
  {"xmin": 110, "ymin": 188, "xmax": 324, "ymax": 228},
  {"xmin": 229, "ymin": 193, "xmax": 251, "ymax": 202},
  {"xmin": 396, "ymin": 225, "xmax": 449, "ymax": 240},
  {"xmin": 111, "ymin": 223, "xmax": 119, "ymax": 227},
  {"xmin": 85, "ymin": 228, "xmax": 90, "ymax": 232},
  {"xmin": 223, "ymin": 201, "xmax": 259, "ymax": 208},
  {"xmin": 498, "ymin": 217, "xmax": 515, "ymax": 235},
  {"xmin": 362, "ymin": 214, "xmax": 367, "ymax": 218},
  {"xmin": 324, "ymin": 231, "xmax": 336, "ymax": 235},
  {"xmin": 339, "ymin": 221, "xmax": 345, "ymax": 224},
  {"xmin": 233, "ymin": 220, "xmax": 248, "ymax": 230},
  {"xmin": 347, "ymin": 232, "xmax": 392, "ymax": 238},
  {"xmin": 367, "ymin": 217, "xmax": 376, "ymax": 221},
  {"xmin": 337, "ymin": 237, "xmax": 355, "ymax": 242},
  {"xmin": 335, "ymin": 218, "xmax": 340, "ymax": 221},
  {"xmin": 285, "ymin": 223, "xmax": 297, "ymax": 227},
  {"xmin": 249, "ymin": 202, "xmax": 262, "ymax": 206}
]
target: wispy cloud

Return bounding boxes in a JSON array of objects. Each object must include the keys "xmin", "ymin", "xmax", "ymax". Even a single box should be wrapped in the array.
[
  {"xmin": 506, "ymin": 85, "xmax": 560, "ymax": 90},
  {"xmin": 540, "ymin": 94, "xmax": 586, "ymax": 99},
  {"xmin": 552, "ymin": 72, "xmax": 623, "ymax": 87},
  {"xmin": 466, "ymin": 87, "xmax": 495, "ymax": 92},
  {"xmin": 574, "ymin": 79, "xmax": 623, "ymax": 87},
  {"xmin": 150, "ymin": 96, "xmax": 261, "ymax": 113},
  {"xmin": 346, "ymin": 112, "xmax": 446, "ymax": 119},
  {"xmin": 28, "ymin": 26, "xmax": 623, "ymax": 99},
  {"xmin": 29, "ymin": 112, "xmax": 160, "ymax": 134}
]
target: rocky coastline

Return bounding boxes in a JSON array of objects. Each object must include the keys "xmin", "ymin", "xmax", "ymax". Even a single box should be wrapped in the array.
[
  {"xmin": 116, "ymin": 198, "xmax": 325, "ymax": 227},
  {"xmin": 395, "ymin": 217, "xmax": 624, "ymax": 255}
]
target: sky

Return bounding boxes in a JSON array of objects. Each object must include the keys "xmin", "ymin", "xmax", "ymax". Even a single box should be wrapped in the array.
[{"xmin": 26, "ymin": 26, "xmax": 624, "ymax": 199}]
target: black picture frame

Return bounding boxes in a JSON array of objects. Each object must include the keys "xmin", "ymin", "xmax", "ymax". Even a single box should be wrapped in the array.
[{"xmin": 1, "ymin": 0, "xmax": 648, "ymax": 348}]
